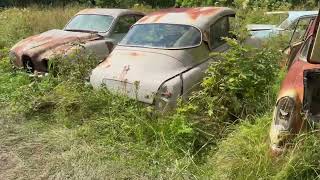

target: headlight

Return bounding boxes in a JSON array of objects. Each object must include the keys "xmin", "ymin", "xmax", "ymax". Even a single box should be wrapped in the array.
[
  {"xmin": 270, "ymin": 96, "xmax": 297, "ymax": 152},
  {"xmin": 274, "ymin": 96, "xmax": 296, "ymax": 131}
]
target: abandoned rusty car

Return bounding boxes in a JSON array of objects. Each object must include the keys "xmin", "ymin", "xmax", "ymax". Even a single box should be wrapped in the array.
[
  {"xmin": 9, "ymin": 8, "xmax": 145, "ymax": 73},
  {"xmin": 248, "ymin": 11, "xmax": 318, "ymax": 40},
  {"xmin": 270, "ymin": 11, "xmax": 320, "ymax": 153},
  {"xmin": 90, "ymin": 7, "xmax": 236, "ymax": 109}
]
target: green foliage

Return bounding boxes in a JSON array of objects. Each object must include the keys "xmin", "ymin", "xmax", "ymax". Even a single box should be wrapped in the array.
[
  {"xmin": 0, "ymin": 5, "xmax": 319, "ymax": 179},
  {"xmin": 95, "ymin": 0, "xmax": 175, "ymax": 8},
  {"xmin": 205, "ymin": 115, "xmax": 320, "ymax": 179},
  {"xmin": 175, "ymin": 0, "xmax": 317, "ymax": 9},
  {"xmin": 0, "ymin": 44, "xmax": 200, "ymax": 177},
  {"xmin": 0, "ymin": 6, "xmax": 81, "ymax": 48},
  {"xmin": 175, "ymin": 0, "xmax": 215, "ymax": 7},
  {"xmin": 0, "ymin": 0, "xmax": 175, "ymax": 8},
  {"xmin": 205, "ymin": 115, "xmax": 276, "ymax": 179},
  {"xmin": 181, "ymin": 39, "xmax": 281, "ymax": 121}
]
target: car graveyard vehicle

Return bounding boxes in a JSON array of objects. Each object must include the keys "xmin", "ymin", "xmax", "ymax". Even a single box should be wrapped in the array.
[
  {"xmin": 90, "ymin": 7, "xmax": 236, "ymax": 110},
  {"xmin": 269, "ymin": 10, "xmax": 320, "ymax": 154},
  {"xmin": 9, "ymin": 8, "xmax": 145, "ymax": 73}
]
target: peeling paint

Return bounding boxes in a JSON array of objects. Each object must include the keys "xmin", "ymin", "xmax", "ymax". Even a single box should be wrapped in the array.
[
  {"xmin": 270, "ymin": 14, "xmax": 320, "ymax": 153},
  {"xmin": 10, "ymin": 29, "xmax": 100, "ymax": 72},
  {"xmin": 139, "ymin": 7, "xmax": 220, "ymax": 23},
  {"xmin": 137, "ymin": 7, "xmax": 235, "ymax": 34},
  {"xmin": 9, "ymin": 9, "xmax": 145, "ymax": 73}
]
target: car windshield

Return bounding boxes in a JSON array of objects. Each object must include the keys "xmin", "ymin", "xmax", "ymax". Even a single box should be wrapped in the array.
[
  {"xmin": 119, "ymin": 24, "xmax": 202, "ymax": 49},
  {"xmin": 65, "ymin": 14, "xmax": 114, "ymax": 33}
]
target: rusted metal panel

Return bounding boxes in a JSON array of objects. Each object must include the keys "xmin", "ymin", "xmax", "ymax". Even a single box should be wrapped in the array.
[
  {"xmin": 10, "ymin": 8, "xmax": 145, "ymax": 73},
  {"xmin": 136, "ymin": 7, "xmax": 235, "ymax": 33},
  {"xmin": 10, "ymin": 29, "xmax": 101, "ymax": 72},
  {"xmin": 270, "ymin": 14, "xmax": 320, "ymax": 153}
]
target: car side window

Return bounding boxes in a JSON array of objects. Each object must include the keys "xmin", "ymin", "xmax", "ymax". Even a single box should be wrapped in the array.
[
  {"xmin": 113, "ymin": 15, "xmax": 136, "ymax": 34},
  {"xmin": 210, "ymin": 16, "xmax": 230, "ymax": 50},
  {"xmin": 290, "ymin": 17, "xmax": 314, "ymax": 45},
  {"xmin": 134, "ymin": 15, "xmax": 144, "ymax": 22},
  {"xmin": 111, "ymin": 15, "xmax": 137, "ymax": 43},
  {"xmin": 300, "ymin": 36, "xmax": 313, "ymax": 60}
]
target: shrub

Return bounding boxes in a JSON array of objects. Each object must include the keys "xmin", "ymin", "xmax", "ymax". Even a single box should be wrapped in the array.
[{"xmin": 180, "ymin": 39, "xmax": 281, "ymax": 121}]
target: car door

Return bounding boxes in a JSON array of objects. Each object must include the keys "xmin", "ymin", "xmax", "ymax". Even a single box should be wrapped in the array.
[
  {"xmin": 92, "ymin": 14, "xmax": 142, "ymax": 60},
  {"xmin": 286, "ymin": 15, "xmax": 316, "ymax": 68},
  {"xmin": 182, "ymin": 15, "xmax": 234, "ymax": 98}
]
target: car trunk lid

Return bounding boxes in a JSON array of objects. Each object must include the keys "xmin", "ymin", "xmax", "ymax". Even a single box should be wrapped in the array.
[{"xmin": 90, "ymin": 48, "xmax": 187, "ymax": 104}]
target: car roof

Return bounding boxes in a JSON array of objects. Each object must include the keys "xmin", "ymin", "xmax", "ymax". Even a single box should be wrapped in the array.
[
  {"xmin": 76, "ymin": 8, "xmax": 145, "ymax": 17},
  {"xmin": 135, "ymin": 7, "xmax": 235, "ymax": 31}
]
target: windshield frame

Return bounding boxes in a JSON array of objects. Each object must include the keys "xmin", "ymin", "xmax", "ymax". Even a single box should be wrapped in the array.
[
  {"xmin": 118, "ymin": 23, "xmax": 203, "ymax": 50},
  {"xmin": 64, "ymin": 14, "xmax": 115, "ymax": 33}
]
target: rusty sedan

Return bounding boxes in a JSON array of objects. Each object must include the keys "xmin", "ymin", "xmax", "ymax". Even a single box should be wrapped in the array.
[
  {"xmin": 9, "ymin": 8, "xmax": 145, "ymax": 73},
  {"xmin": 269, "ymin": 10, "xmax": 320, "ymax": 153},
  {"xmin": 90, "ymin": 7, "xmax": 236, "ymax": 109}
]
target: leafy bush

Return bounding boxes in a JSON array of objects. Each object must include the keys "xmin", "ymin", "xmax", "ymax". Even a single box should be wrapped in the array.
[
  {"xmin": 180, "ymin": 39, "xmax": 281, "ymax": 121},
  {"xmin": 0, "ymin": 5, "xmax": 316, "ymax": 179}
]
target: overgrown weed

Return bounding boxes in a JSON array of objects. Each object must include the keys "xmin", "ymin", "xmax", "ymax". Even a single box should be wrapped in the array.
[{"xmin": 0, "ymin": 5, "xmax": 314, "ymax": 179}]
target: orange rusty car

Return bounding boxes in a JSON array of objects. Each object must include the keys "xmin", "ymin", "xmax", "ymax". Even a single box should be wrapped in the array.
[
  {"xmin": 270, "ymin": 10, "xmax": 320, "ymax": 153},
  {"xmin": 9, "ymin": 9, "xmax": 145, "ymax": 73}
]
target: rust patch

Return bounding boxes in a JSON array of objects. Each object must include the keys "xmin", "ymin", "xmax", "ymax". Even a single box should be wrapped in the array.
[
  {"xmin": 187, "ymin": 7, "xmax": 220, "ymax": 20},
  {"xmin": 129, "ymin": 52, "xmax": 141, "ymax": 56},
  {"xmin": 153, "ymin": 14, "xmax": 164, "ymax": 22},
  {"xmin": 138, "ymin": 7, "xmax": 221, "ymax": 23},
  {"xmin": 138, "ymin": 16, "xmax": 149, "ymax": 23},
  {"xmin": 119, "ymin": 65, "xmax": 130, "ymax": 82},
  {"xmin": 99, "ymin": 55, "xmax": 113, "ymax": 68},
  {"xmin": 11, "ymin": 29, "xmax": 101, "ymax": 71}
]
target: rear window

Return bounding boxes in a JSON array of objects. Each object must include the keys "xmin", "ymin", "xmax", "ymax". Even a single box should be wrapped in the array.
[{"xmin": 119, "ymin": 24, "xmax": 202, "ymax": 49}]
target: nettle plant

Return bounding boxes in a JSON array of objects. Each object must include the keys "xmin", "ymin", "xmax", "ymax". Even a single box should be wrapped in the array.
[{"xmin": 181, "ymin": 38, "xmax": 281, "ymax": 121}]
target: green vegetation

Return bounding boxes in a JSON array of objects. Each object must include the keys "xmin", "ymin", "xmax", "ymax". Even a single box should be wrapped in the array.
[
  {"xmin": 0, "ymin": 4, "xmax": 320, "ymax": 179},
  {"xmin": 0, "ymin": 0, "xmax": 318, "ymax": 9}
]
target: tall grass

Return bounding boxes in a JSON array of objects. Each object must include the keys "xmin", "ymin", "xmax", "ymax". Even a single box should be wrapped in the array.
[
  {"xmin": 0, "ymin": 5, "xmax": 82, "ymax": 48},
  {"xmin": 0, "ymin": 5, "xmax": 318, "ymax": 179},
  {"xmin": 201, "ymin": 115, "xmax": 320, "ymax": 179}
]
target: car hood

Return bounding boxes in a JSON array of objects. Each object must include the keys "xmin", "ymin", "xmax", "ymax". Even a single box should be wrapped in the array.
[
  {"xmin": 11, "ymin": 29, "xmax": 101, "ymax": 59},
  {"xmin": 90, "ymin": 48, "xmax": 187, "ymax": 104},
  {"xmin": 247, "ymin": 24, "xmax": 277, "ymax": 31}
]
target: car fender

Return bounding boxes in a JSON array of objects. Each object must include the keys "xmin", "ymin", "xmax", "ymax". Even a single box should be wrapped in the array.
[
  {"xmin": 270, "ymin": 90, "xmax": 304, "ymax": 153},
  {"xmin": 181, "ymin": 58, "xmax": 211, "ymax": 99},
  {"xmin": 81, "ymin": 39, "xmax": 113, "ymax": 60},
  {"xmin": 155, "ymin": 75, "xmax": 183, "ymax": 110}
]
